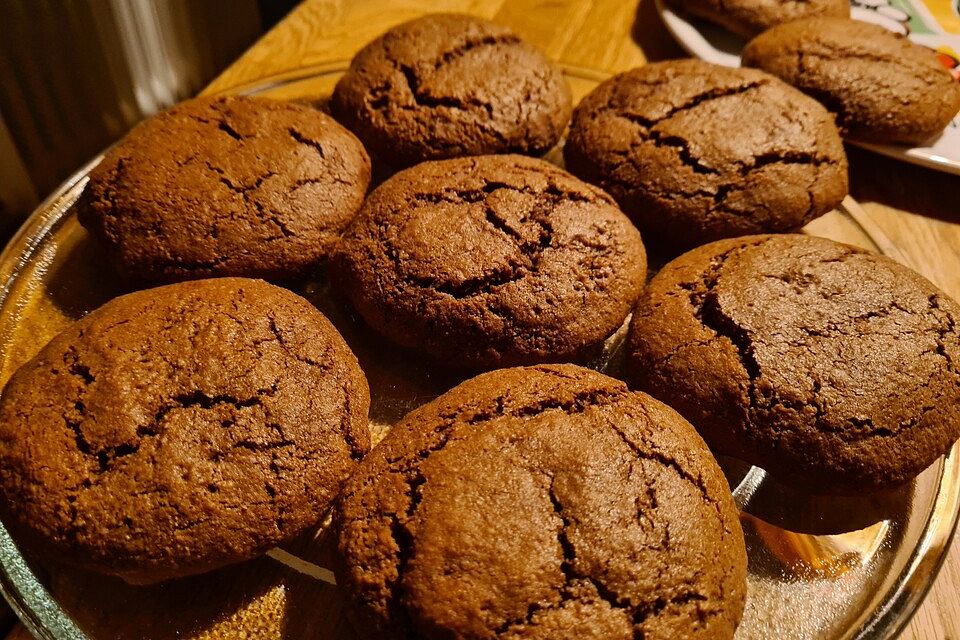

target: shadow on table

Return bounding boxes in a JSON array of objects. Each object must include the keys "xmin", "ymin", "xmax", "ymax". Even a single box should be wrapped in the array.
[
  {"xmin": 847, "ymin": 144, "xmax": 960, "ymax": 224},
  {"xmin": 46, "ymin": 229, "xmax": 130, "ymax": 321},
  {"xmin": 280, "ymin": 524, "xmax": 358, "ymax": 639},
  {"xmin": 44, "ymin": 554, "xmax": 287, "ymax": 639},
  {"xmin": 632, "ymin": 0, "xmax": 686, "ymax": 62}
]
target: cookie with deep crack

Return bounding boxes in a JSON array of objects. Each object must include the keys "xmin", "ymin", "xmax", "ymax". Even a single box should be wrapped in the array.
[
  {"xmin": 330, "ymin": 154, "xmax": 647, "ymax": 370},
  {"xmin": 77, "ymin": 95, "xmax": 371, "ymax": 284},
  {"xmin": 742, "ymin": 18, "xmax": 960, "ymax": 144},
  {"xmin": 626, "ymin": 234, "xmax": 960, "ymax": 494},
  {"xmin": 0, "ymin": 278, "xmax": 371, "ymax": 584},
  {"xmin": 666, "ymin": 0, "xmax": 849, "ymax": 38},
  {"xmin": 335, "ymin": 364, "xmax": 747, "ymax": 640},
  {"xmin": 330, "ymin": 13, "xmax": 572, "ymax": 167},
  {"xmin": 563, "ymin": 60, "xmax": 848, "ymax": 254}
]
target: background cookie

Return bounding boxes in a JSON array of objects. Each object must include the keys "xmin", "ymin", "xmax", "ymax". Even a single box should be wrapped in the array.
[
  {"xmin": 0, "ymin": 278, "xmax": 370, "ymax": 584},
  {"xmin": 330, "ymin": 154, "xmax": 647, "ymax": 369},
  {"xmin": 78, "ymin": 95, "xmax": 371, "ymax": 283},
  {"xmin": 331, "ymin": 13, "xmax": 572, "ymax": 167},
  {"xmin": 626, "ymin": 234, "xmax": 960, "ymax": 494},
  {"xmin": 742, "ymin": 17, "xmax": 960, "ymax": 144},
  {"xmin": 564, "ymin": 60, "xmax": 847, "ymax": 254},
  {"xmin": 336, "ymin": 364, "xmax": 747, "ymax": 640},
  {"xmin": 666, "ymin": 0, "xmax": 849, "ymax": 37}
]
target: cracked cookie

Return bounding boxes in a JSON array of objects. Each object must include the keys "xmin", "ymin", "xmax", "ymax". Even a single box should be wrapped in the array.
[
  {"xmin": 742, "ymin": 17, "xmax": 960, "ymax": 144},
  {"xmin": 0, "ymin": 278, "xmax": 371, "ymax": 584},
  {"xmin": 330, "ymin": 13, "xmax": 572, "ymax": 167},
  {"xmin": 77, "ymin": 95, "xmax": 371, "ymax": 284},
  {"xmin": 625, "ymin": 234, "xmax": 960, "ymax": 494},
  {"xmin": 330, "ymin": 154, "xmax": 647, "ymax": 370},
  {"xmin": 563, "ymin": 60, "xmax": 848, "ymax": 254},
  {"xmin": 666, "ymin": 0, "xmax": 848, "ymax": 38},
  {"xmin": 335, "ymin": 364, "xmax": 747, "ymax": 640}
]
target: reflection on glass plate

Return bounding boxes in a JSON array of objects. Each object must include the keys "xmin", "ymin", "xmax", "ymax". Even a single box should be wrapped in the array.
[
  {"xmin": 655, "ymin": 0, "xmax": 960, "ymax": 177},
  {"xmin": 0, "ymin": 64, "xmax": 957, "ymax": 640}
]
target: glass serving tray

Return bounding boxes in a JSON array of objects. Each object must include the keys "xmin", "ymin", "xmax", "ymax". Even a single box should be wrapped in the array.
[{"xmin": 0, "ymin": 63, "xmax": 956, "ymax": 640}]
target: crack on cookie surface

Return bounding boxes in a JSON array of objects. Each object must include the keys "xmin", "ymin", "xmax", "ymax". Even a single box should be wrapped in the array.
[
  {"xmin": 387, "ymin": 32, "xmax": 523, "ymax": 116},
  {"xmin": 675, "ymin": 239, "xmax": 953, "ymax": 442},
  {"xmin": 741, "ymin": 19, "xmax": 960, "ymax": 144},
  {"xmin": 288, "ymin": 127, "xmax": 325, "ymax": 158},
  {"xmin": 339, "ymin": 367, "xmax": 741, "ymax": 638},
  {"xmin": 566, "ymin": 64, "xmax": 847, "ymax": 244},
  {"xmin": 615, "ymin": 79, "xmax": 767, "ymax": 131},
  {"xmin": 77, "ymin": 96, "xmax": 370, "ymax": 282},
  {"xmin": 632, "ymin": 236, "xmax": 960, "ymax": 490},
  {"xmin": 0, "ymin": 280, "xmax": 370, "ymax": 582},
  {"xmin": 333, "ymin": 157, "xmax": 646, "ymax": 366},
  {"xmin": 380, "ymin": 181, "xmax": 604, "ymax": 301},
  {"xmin": 332, "ymin": 16, "xmax": 570, "ymax": 165}
]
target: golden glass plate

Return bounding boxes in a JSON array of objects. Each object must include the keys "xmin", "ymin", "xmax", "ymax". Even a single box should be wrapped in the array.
[{"xmin": 0, "ymin": 64, "xmax": 957, "ymax": 640}]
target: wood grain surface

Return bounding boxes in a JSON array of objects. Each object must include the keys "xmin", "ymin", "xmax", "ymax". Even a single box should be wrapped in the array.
[{"xmin": 6, "ymin": 0, "xmax": 959, "ymax": 638}]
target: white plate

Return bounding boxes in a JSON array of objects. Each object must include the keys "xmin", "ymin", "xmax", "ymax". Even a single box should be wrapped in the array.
[{"xmin": 656, "ymin": 0, "xmax": 960, "ymax": 176}]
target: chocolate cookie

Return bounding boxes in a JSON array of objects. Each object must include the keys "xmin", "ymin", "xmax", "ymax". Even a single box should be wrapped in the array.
[
  {"xmin": 742, "ymin": 17, "xmax": 960, "ymax": 144},
  {"xmin": 330, "ymin": 154, "xmax": 647, "ymax": 369},
  {"xmin": 336, "ymin": 364, "xmax": 747, "ymax": 640},
  {"xmin": 626, "ymin": 234, "xmax": 960, "ymax": 494},
  {"xmin": 666, "ymin": 0, "xmax": 849, "ymax": 38},
  {"xmin": 0, "ymin": 278, "xmax": 371, "ymax": 584},
  {"xmin": 77, "ymin": 95, "xmax": 371, "ymax": 283},
  {"xmin": 564, "ymin": 60, "xmax": 848, "ymax": 254},
  {"xmin": 331, "ymin": 13, "xmax": 572, "ymax": 167}
]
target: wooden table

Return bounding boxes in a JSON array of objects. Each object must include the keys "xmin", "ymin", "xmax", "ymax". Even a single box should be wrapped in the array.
[{"xmin": 6, "ymin": 0, "xmax": 960, "ymax": 638}]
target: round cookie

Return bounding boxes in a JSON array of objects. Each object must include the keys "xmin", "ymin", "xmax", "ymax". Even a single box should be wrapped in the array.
[
  {"xmin": 626, "ymin": 234, "xmax": 960, "ymax": 494},
  {"xmin": 563, "ymin": 60, "xmax": 848, "ymax": 254},
  {"xmin": 666, "ymin": 0, "xmax": 849, "ymax": 38},
  {"xmin": 0, "ymin": 278, "xmax": 371, "ymax": 584},
  {"xmin": 742, "ymin": 17, "xmax": 960, "ymax": 144},
  {"xmin": 330, "ymin": 154, "xmax": 647, "ymax": 369},
  {"xmin": 77, "ymin": 95, "xmax": 372, "ymax": 284},
  {"xmin": 331, "ymin": 13, "xmax": 572, "ymax": 167},
  {"xmin": 336, "ymin": 364, "xmax": 747, "ymax": 640}
]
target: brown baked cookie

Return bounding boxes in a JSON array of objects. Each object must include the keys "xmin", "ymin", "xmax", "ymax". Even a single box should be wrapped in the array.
[
  {"xmin": 330, "ymin": 154, "xmax": 647, "ymax": 369},
  {"xmin": 0, "ymin": 278, "xmax": 370, "ymax": 584},
  {"xmin": 742, "ymin": 17, "xmax": 960, "ymax": 144},
  {"xmin": 626, "ymin": 234, "xmax": 960, "ymax": 494},
  {"xmin": 330, "ymin": 13, "xmax": 572, "ymax": 167},
  {"xmin": 336, "ymin": 364, "xmax": 747, "ymax": 640},
  {"xmin": 666, "ymin": 0, "xmax": 849, "ymax": 38},
  {"xmin": 563, "ymin": 60, "xmax": 847, "ymax": 254},
  {"xmin": 77, "ymin": 95, "xmax": 371, "ymax": 284}
]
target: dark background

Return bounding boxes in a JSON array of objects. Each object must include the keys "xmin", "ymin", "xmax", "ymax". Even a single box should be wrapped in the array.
[{"xmin": 0, "ymin": 0, "xmax": 300, "ymax": 240}]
